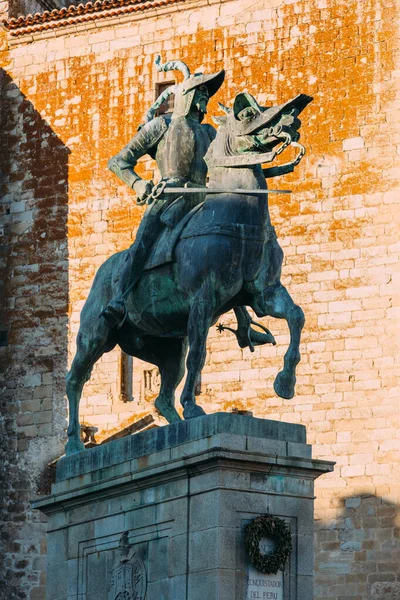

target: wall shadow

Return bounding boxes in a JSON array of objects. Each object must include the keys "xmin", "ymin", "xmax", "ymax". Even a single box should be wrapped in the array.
[
  {"xmin": 0, "ymin": 68, "xmax": 70, "ymax": 599},
  {"xmin": 315, "ymin": 493, "xmax": 400, "ymax": 600}
]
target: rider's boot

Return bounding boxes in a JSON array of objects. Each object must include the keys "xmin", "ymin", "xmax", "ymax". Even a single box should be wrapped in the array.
[
  {"xmin": 247, "ymin": 326, "xmax": 276, "ymax": 348},
  {"xmin": 100, "ymin": 202, "xmax": 166, "ymax": 329},
  {"xmin": 221, "ymin": 306, "xmax": 276, "ymax": 352}
]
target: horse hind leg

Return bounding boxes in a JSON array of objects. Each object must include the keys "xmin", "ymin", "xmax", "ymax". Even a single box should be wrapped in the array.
[
  {"xmin": 66, "ymin": 328, "xmax": 114, "ymax": 455},
  {"xmin": 252, "ymin": 282, "xmax": 304, "ymax": 400},
  {"xmin": 154, "ymin": 338, "xmax": 188, "ymax": 423}
]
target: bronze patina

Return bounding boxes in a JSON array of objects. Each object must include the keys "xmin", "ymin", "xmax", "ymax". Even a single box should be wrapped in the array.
[{"xmin": 65, "ymin": 55, "xmax": 312, "ymax": 455}]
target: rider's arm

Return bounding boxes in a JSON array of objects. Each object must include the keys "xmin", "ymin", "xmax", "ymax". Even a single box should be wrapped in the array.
[{"xmin": 108, "ymin": 116, "xmax": 169, "ymax": 188}]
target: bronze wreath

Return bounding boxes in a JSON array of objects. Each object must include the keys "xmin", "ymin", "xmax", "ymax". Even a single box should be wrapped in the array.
[{"xmin": 245, "ymin": 515, "xmax": 292, "ymax": 574}]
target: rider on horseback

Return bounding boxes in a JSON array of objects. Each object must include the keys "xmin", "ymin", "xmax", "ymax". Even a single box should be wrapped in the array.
[{"xmin": 101, "ymin": 56, "xmax": 274, "ymax": 350}]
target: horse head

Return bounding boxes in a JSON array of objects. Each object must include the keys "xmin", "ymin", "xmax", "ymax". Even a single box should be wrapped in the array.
[{"xmin": 206, "ymin": 92, "xmax": 313, "ymax": 170}]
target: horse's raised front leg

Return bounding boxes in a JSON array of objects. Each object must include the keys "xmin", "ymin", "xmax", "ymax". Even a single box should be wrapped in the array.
[
  {"xmin": 253, "ymin": 282, "xmax": 304, "ymax": 400},
  {"xmin": 180, "ymin": 284, "xmax": 214, "ymax": 419},
  {"xmin": 66, "ymin": 327, "xmax": 113, "ymax": 455}
]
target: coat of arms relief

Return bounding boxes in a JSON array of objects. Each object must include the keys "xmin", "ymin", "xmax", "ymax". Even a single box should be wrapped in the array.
[{"xmin": 109, "ymin": 532, "xmax": 147, "ymax": 600}]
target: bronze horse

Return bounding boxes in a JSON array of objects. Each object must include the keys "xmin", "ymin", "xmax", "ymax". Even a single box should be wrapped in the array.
[{"xmin": 65, "ymin": 91, "xmax": 312, "ymax": 455}]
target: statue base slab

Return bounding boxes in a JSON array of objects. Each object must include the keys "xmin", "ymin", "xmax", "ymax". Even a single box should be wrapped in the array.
[{"xmin": 32, "ymin": 413, "xmax": 334, "ymax": 600}]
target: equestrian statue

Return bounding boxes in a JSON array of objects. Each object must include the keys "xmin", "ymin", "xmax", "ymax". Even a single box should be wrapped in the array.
[{"xmin": 65, "ymin": 55, "xmax": 313, "ymax": 455}]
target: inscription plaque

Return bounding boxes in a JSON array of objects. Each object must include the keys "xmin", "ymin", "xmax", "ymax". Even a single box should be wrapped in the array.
[{"xmin": 247, "ymin": 538, "xmax": 283, "ymax": 600}]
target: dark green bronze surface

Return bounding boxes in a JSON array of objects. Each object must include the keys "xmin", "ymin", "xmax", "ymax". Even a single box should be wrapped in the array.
[{"xmin": 65, "ymin": 55, "xmax": 313, "ymax": 455}]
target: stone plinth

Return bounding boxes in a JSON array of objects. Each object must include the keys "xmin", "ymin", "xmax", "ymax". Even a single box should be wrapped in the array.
[{"xmin": 32, "ymin": 414, "xmax": 334, "ymax": 600}]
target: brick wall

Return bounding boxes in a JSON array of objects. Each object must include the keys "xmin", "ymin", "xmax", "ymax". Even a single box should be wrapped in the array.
[{"xmin": 1, "ymin": 0, "xmax": 400, "ymax": 597}]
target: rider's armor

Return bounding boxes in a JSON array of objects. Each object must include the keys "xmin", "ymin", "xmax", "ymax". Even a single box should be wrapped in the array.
[{"xmin": 110, "ymin": 114, "xmax": 214, "ymax": 197}]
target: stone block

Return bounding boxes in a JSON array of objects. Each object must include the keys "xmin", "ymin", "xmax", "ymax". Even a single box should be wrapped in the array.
[
  {"xmin": 156, "ymin": 497, "xmax": 188, "ymax": 535},
  {"xmin": 297, "ymin": 534, "xmax": 315, "ymax": 576},
  {"xmin": 220, "ymin": 489, "xmax": 272, "ymax": 525},
  {"xmin": 47, "ymin": 529, "xmax": 68, "ymax": 565},
  {"xmin": 189, "ymin": 468, "xmax": 222, "ymax": 495},
  {"xmin": 250, "ymin": 471, "xmax": 314, "ymax": 499},
  {"xmin": 108, "ymin": 489, "xmax": 142, "ymax": 514},
  {"xmin": 47, "ymin": 566, "xmax": 69, "ymax": 600},
  {"xmin": 189, "ymin": 490, "xmax": 221, "ymax": 531},
  {"xmin": 67, "ymin": 522, "xmax": 95, "ymax": 560},
  {"xmin": 67, "ymin": 497, "xmax": 109, "ymax": 526},
  {"xmin": 188, "ymin": 569, "xmax": 238, "ymax": 600},
  {"xmin": 296, "ymin": 574, "xmax": 314, "ymax": 600},
  {"xmin": 168, "ymin": 533, "xmax": 188, "ymax": 577},
  {"xmin": 146, "ymin": 577, "xmax": 172, "ymax": 599},
  {"xmin": 189, "ymin": 528, "xmax": 221, "ymax": 572},
  {"xmin": 147, "ymin": 536, "xmax": 169, "ymax": 582},
  {"xmin": 66, "ymin": 559, "xmax": 79, "ymax": 598},
  {"xmin": 343, "ymin": 136, "xmax": 365, "ymax": 150},
  {"xmin": 287, "ymin": 441, "xmax": 312, "ymax": 458},
  {"xmin": 370, "ymin": 582, "xmax": 400, "ymax": 599},
  {"xmin": 94, "ymin": 513, "xmax": 125, "ymax": 540},
  {"xmin": 220, "ymin": 468, "xmax": 251, "ymax": 491},
  {"xmin": 170, "ymin": 436, "xmax": 210, "ymax": 460},
  {"xmin": 124, "ymin": 504, "xmax": 157, "ymax": 532},
  {"xmin": 169, "ymin": 575, "xmax": 187, "ymax": 600},
  {"xmin": 247, "ymin": 436, "xmax": 287, "ymax": 456}
]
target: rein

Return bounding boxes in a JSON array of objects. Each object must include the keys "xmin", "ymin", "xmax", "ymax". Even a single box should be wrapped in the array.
[{"xmin": 206, "ymin": 128, "xmax": 300, "ymax": 168}]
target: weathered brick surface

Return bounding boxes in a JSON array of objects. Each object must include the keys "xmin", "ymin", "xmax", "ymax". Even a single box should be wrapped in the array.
[{"xmin": 1, "ymin": 0, "xmax": 400, "ymax": 597}]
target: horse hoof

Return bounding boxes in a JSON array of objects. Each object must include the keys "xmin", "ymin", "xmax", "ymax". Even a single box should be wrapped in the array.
[
  {"xmin": 273, "ymin": 371, "xmax": 295, "ymax": 400},
  {"xmin": 183, "ymin": 404, "xmax": 206, "ymax": 420},
  {"xmin": 65, "ymin": 437, "xmax": 85, "ymax": 456},
  {"xmin": 155, "ymin": 398, "xmax": 182, "ymax": 423}
]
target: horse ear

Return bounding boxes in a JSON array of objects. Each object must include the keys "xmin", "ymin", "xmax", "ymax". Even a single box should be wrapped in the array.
[
  {"xmin": 233, "ymin": 92, "xmax": 260, "ymax": 119},
  {"xmin": 218, "ymin": 102, "xmax": 232, "ymax": 114},
  {"xmin": 213, "ymin": 116, "xmax": 227, "ymax": 126}
]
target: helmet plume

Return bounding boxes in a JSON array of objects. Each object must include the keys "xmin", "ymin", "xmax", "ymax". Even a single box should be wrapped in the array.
[{"xmin": 142, "ymin": 55, "xmax": 191, "ymax": 125}]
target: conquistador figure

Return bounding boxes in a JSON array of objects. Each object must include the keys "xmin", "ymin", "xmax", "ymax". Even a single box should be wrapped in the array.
[{"xmin": 102, "ymin": 56, "xmax": 273, "ymax": 350}]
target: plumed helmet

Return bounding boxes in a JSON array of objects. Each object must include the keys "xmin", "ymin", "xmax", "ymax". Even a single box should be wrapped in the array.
[{"xmin": 143, "ymin": 55, "xmax": 225, "ymax": 123}]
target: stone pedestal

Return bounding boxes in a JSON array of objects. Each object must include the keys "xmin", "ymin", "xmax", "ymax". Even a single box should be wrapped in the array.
[{"xmin": 32, "ymin": 414, "xmax": 334, "ymax": 600}]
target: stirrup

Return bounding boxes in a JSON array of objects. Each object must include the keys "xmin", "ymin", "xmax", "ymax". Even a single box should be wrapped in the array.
[{"xmin": 217, "ymin": 319, "xmax": 276, "ymax": 352}]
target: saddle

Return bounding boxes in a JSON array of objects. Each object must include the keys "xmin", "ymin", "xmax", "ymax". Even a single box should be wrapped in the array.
[
  {"xmin": 143, "ymin": 202, "xmax": 276, "ymax": 272},
  {"xmin": 143, "ymin": 202, "xmax": 204, "ymax": 271}
]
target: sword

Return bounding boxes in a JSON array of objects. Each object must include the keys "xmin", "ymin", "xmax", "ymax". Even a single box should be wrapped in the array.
[
  {"xmin": 161, "ymin": 187, "xmax": 291, "ymax": 195},
  {"xmin": 141, "ymin": 181, "xmax": 292, "ymax": 205}
]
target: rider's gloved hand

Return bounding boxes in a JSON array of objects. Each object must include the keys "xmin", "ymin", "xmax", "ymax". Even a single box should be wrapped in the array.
[{"xmin": 133, "ymin": 179, "xmax": 154, "ymax": 203}]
